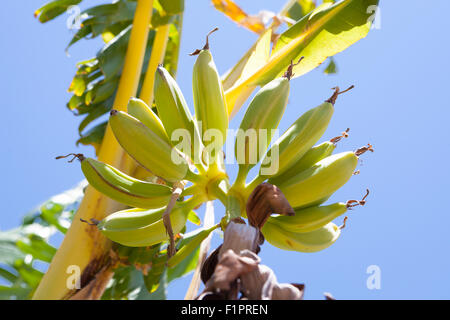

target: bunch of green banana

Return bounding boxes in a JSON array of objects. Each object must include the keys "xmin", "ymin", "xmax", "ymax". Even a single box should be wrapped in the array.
[
  {"xmin": 268, "ymin": 203, "xmax": 348, "ymax": 234},
  {"xmin": 154, "ymin": 66, "xmax": 203, "ymax": 166},
  {"xmin": 258, "ymin": 100, "xmax": 332, "ymax": 178},
  {"xmin": 261, "ymin": 188, "xmax": 369, "ymax": 253},
  {"xmin": 258, "ymin": 87, "xmax": 353, "ymax": 179},
  {"xmin": 261, "ymin": 221, "xmax": 341, "ymax": 253},
  {"xmin": 109, "ymin": 109, "xmax": 192, "ymax": 183},
  {"xmin": 273, "ymin": 148, "xmax": 371, "ymax": 209},
  {"xmin": 76, "ymin": 154, "xmax": 173, "ymax": 209},
  {"xmin": 60, "ymin": 29, "xmax": 374, "ymax": 260},
  {"xmin": 127, "ymin": 97, "xmax": 170, "ymax": 145},
  {"xmin": 95, "ymin": 197, "xmax": 203, "ymax": 247},
  {"xmin": 191, "ymin": 28, "xmax": 228, "ymax": 165},
  {"xmin": 267, "ymin": 190, "xmax": 368, "ymax": 233},
  {"xmin": 234, "ymin": 76, "xmax": 290, "ymax": 183},
  {"xmin": 268, "ymin": 129, "xmax": 349, "ymax": 186}
]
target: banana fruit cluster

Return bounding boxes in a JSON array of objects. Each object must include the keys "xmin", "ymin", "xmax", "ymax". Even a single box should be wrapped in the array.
[
  {"xmin": 262, "ymin": 221, "xmax": 341, "ymax": 253},
  {"xmin": 80, "ymin": 155, "xmax": 172, "ymax": 209},
  {"xmin": 97, "ymin": 198, "xmax": 200, "ymax": 247},
  {"xmin": 68, "ymin": 30, "xmax": 230, "ymax": 250},
  {"xmin": 192, "ymin": 31, "xmax": 228, "ymax": 165},
  {"xmin": 60, "ymin": 30, "xmax": 373, "ymax": 258},
  {"xmin": 262, "ymin": 191, "xmax": 368, "ymax": 252},
  {"xmin": 231, "ymin": 84, "xmax": 373, "ymax": 252}
]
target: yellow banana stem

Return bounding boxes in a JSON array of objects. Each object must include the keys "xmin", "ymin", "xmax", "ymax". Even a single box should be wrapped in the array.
[
  {"xmin": 169, "ymin": 14, "xmax": 183, "ymax": 76},
  {"xmin": 33, "ymin": 0, "xmax": 154, "ymax": 300},
  {"xmin": 140, "ymin": 24, "xmax": 171, "ymax": 105}
]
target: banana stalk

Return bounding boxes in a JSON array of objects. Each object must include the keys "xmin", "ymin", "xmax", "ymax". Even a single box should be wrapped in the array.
[
  {"xmin": 140, "ymin": 24, "xmax": 171, "ymax": 105},
  {"xmin": 33, "ymin": 0, "xmax": 155, "ymax": 299}
]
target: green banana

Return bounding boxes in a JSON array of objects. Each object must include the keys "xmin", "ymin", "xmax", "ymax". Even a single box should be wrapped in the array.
[
  {"xmin": 268, "ymin": 129, "xmax": 349, "ymax": 186},
  {"xmin": 192, "ymin": 29, "xmax": 228, "ymax": 163},
  {"xmin": 276, "ymin": 145, "xmax": 372, "ymax": 209},
  {"xmin": 126, "ymin": 98, "xmax": 170, "ymax": 144},
  {"xmin": 268, "ymin": 202, "xmax": 349, "ymax": 233},
  {"xmin": 261, "ymin": 220, "xmax": 341, "ymax": 253},
  {"xmin": 259, "ymin": 87, "xmax": 352, "ymax": 178},
  {"xmin": 97, "ymin": 200, "xmax": 198, "ymax": 247},
  {"xmin": 276, "ymin": 151, "xmax": 358, "ymax": 209},
  {"xmin": 79, "ymin": 155, "xmax": 172, "ymax": 209},
  {"xmin": 235, "ymin": 77, "xmax": 290, "ymax": 181},
  {"xmin": 269, "ymin": 141, "xmax": 335, "ymax": 186},
  {"xmin": 259, "ymin": 102, "xmax": 332, "ymax": 178},
  {"xmin": 154, "ymin": 65, "xmax": 202, "ymax": 164},
  {"xmin": 109, "ymin": 110, "xmax": 190, "ymax": 183}
]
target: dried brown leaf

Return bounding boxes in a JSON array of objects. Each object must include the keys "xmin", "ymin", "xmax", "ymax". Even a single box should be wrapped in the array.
[
  {"xmin": 271, "ymin": 283, "xmax": 304, "ymax": 300},
  {"xmin": 201, "ymin": 245, "xmax": 221, "ymax": 284},
  {"xmin": 239, "ymin": 251, "xmax": 304, "ymax": 300},
  {"xmin": 246, "ymin": 183, "xmax": 294, "ymax": 229},
  {"xmin": 205, "ymin": 249, "xmax": 259, "ymax": 292}
]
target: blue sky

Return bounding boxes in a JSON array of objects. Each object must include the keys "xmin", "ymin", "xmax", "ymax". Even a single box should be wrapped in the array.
[{"xmin": 1, "ymin": 0, "xmax": 450, "ymax": 299}]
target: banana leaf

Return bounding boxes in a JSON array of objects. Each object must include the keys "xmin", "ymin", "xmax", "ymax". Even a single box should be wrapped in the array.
[{"xmin": 225, "ymin": 0, "xmax": 379, "ymax": 116}]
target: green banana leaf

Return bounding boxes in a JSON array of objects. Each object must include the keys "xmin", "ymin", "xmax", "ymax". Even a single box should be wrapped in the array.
[
  {"xmin": 66, "ymin": 0, "xmax": 136, "ymax": 49},
  {"xmin": 102, "ymin": 265, "xmax": 168, "ymax": 300},
  {"xmin": 225, "ymin": 0, "xmax": 378, "ymax": 114},
  {"xmin": 76, "ymin": 121, "xmax": 107, "ymax": 153},
  {"xmin": 257, "ymin": 0, "xmax": 379, "ymax": 84},
  {"xmin": 0, "ymin": 182, "xmax": 86, "ymax": 299},
  {"xmin": 36, "ymin": 0, "xmax": 184, "ymax": 153},
  {"xmin": 34, "ymin": 0, "xmax": 82, "ymax": 23},
  {"xmin": 284, "ymin": 1, "xmax": 338, "ymax": 75},
  {"xmin": 0, "ymin": 285, "xmax": 32, "ymax": 300},
  {"xmin": 285, "ymin": 0, "xmax": 317, "ymax": 22}
]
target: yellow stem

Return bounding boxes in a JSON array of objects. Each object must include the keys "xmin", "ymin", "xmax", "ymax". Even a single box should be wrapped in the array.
[
  {"xmin": 32, "ymin": 0, "xmax": 154, "ymax": 300},
  {"xmin": 140, "ymin": 24, "xmax": 171, "ymax": 105}
]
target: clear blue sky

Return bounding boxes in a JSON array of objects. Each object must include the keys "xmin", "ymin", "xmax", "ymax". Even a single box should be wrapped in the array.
[{"xmin": 1, "ymin": 0, "xmax": 449, "ymax": 299}]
